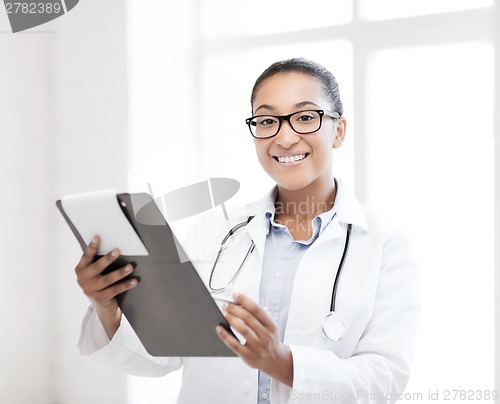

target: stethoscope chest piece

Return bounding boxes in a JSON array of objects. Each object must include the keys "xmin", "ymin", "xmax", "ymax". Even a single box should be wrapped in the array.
[{"xmin": 321, "ymin": 311, "xmax": 346, "ymax": 341}]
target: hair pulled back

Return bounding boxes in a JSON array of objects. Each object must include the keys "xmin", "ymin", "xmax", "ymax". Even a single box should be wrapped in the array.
[{"xmin": 251, "ymin": 57, "xmax": 343, "ymax": 116}]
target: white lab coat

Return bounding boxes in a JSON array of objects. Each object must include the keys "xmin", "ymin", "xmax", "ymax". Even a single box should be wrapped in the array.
[{"xmin": 78, "ymin": 178, "xmax": 420, "ymax": 404}]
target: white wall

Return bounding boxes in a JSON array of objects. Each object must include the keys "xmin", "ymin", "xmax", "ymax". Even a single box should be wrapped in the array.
[
  {"xmin": 0, "ymin": 1, "xmax": 129, "ymax": 403},
  {"xmin": 495, "ymin": 2, "xmax": 500, "ymax": 400},
  {"xmin": 51, "ymin": 1, "xmax": 129, "ymax": 403},
  {"xmin": 0, "ymin": 12, "xmax": 52, "ymax": 404}
]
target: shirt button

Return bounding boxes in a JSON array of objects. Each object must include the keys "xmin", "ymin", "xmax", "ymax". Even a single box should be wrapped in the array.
[
  {"xmin": 241, "ymin": 380, "xmax": 252, "ymax": 394},
  {"xmin": 261, "ymin": 390, "xmax": 269, "ymax": 400},
  {"xmin": 274, "ymin": 271, "xmax": 282, "ymax": 277}
]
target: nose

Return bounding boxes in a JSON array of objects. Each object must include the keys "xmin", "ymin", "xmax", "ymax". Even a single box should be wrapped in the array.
[{"xmin": 275, "ymin": 119, "xmax": 300, "ymax": 148}]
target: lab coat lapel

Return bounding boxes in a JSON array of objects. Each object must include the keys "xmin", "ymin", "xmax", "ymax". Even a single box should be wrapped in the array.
[
  {"xmin": 223, "ymin": 213, "xmax": 265, "ymax": 303},
  {"xmin": 283, "ymin": 179, "xmax": 368, "ymax": 348},
  {"xmin": 283, "ymin": 218, "xmax": 345, "ymax": 345},
  {"xmin": 224, "ymin": 188, "xmax": 273, "ymax": 302},
  {"xmin": 244, "ymin": 212, "xmax": 267, "ymax": 269},
  {"xmin": 242, "ymin": 186, "xmax": 275, "ymax": 270}
]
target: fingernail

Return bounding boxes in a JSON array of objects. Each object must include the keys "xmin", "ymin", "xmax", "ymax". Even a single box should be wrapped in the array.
[
  {"xmin": 111, "ymin": 249, "xmax": 119, "ymax": 257},
  {"xmin": 129, "ymin": 279, "xmax": 138, "ymax": 286},
  {"xmin": 215, "ymin": 326, "xmax": 224, "ymax": 335},
  {"xmin": 125, "ymin": 264, "xmax": 133, "ymax": 273},
  {"xmin": 222, "ymin": 303, "xmax": 228, "ymax": 310},
  {"xmin": 232, "ymin": 292, "xmax": 239, "ymax": 300},
  {"xmin": 90, "ymin": 236, "xmax": 97, "ymax": 245}
]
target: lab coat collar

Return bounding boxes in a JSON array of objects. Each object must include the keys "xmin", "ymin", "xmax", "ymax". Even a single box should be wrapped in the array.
[
  {"xmin": 331, "ymin": 178, "xmax": 368, "ymax": 232},
  {"xmin": 242, "ymin": 178, "xmax": 368, "ymax": 263},
  {"xmin": 244, "ymin": 178, "xmax": 368, "ymax": 233}
]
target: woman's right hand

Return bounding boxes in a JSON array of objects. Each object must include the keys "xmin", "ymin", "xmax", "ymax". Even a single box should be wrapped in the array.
[{"xmin": 75, "ymin": 235, "xmax": 139, "ymax": 339}]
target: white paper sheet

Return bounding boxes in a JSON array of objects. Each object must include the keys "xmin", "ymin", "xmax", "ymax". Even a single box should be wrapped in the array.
[{"xmin": 61, "ymin": 189, "xmax": 149, "ymax": 256}]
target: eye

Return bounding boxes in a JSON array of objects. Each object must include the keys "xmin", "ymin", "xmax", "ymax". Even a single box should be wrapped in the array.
[
  {"xmin": 255, "ymin": 116, "xmax": 278, "ymax": 127},
  {"xmin": 294, "ymin": 111, "xmax": 318, "ymax": 123}
]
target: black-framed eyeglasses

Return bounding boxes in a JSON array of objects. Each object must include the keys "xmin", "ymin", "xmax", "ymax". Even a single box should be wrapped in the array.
[{"xmin": 245, "ymin": 109, "xmax": 340, "ymax": 139}]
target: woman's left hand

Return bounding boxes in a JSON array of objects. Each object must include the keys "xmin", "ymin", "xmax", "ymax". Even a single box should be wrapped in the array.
[{"xmin": 215, "ymin": 292, "xmax": 293, "ymax": 387}]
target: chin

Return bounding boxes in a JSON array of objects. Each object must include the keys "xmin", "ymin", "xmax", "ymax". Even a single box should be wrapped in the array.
[{"xmin": 271, "ymin": 174, "xmax": 314, "ymax": 192}]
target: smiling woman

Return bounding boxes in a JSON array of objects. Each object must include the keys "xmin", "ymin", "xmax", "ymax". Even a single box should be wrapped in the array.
[
  {"xmin": 249, "ymin": 67, "xmax": 346, "ymax": 210},
  {"xmin": 75, "ymin": 57, "xmax": 421, "ymax": 404}
]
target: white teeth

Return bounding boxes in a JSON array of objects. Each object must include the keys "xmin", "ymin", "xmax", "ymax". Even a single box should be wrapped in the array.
[{"xmin": 276, "ymin": 154, "xmax": 306, "ymax": 163}]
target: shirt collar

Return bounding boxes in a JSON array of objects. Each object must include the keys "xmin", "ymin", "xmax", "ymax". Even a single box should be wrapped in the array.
[
  {"xmin": 245, "ymin": 178, "xmax": 368, "ymax": 233},
  {"xmin": 263, "ymin": 195, "xmax": 337, "ymax": 238}
]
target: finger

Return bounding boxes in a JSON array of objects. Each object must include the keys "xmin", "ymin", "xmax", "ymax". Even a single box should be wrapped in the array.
[
  {"xmin": 215, "ymin": 325, "xmax": 250, "ymax": 357},
  {"xmin": 87, "ymin": 263, "xmax": 135, "ymax": 293},
  {"xmin": 232, "ymin": 293, "xmax": 276, "ymax": 331},
  {"xmin": 224, "ymin": 303, "xmax": 268, "ymax": 339},
  {"xmin": 91, "ymin": 278, "xmax": 139, "ymax": 306},
  {"xmin": 78, "ymin": 248, "xmax": 121, "ymax": 282},
  {"xmin": 223, "ymin": 310, "xmax": 260, "ymax": 346},
  {"xmin": 75, "ymin": 235, "xmax": 100, "ymax": 272}
]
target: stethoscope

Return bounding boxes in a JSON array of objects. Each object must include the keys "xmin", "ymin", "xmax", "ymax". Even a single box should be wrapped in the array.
[{"xmin": 209, "ymin": 215, "xmax": 352, "ymax": 342}]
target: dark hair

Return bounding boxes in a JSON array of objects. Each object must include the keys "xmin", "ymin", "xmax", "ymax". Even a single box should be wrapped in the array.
[{"xmin": 250, "ymin": 57, "xmax": 343, "ymax": 116}]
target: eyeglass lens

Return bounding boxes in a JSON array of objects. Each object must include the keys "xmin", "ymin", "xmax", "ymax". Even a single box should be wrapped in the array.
[{"xmin": 249, "ymin": 110, "xmax": 322, "ymax": 138}]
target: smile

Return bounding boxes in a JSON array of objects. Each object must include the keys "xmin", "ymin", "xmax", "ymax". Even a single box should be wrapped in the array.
[{"xmin": 273, "ymin": 153, "xmax": 309, "ymax": 163}]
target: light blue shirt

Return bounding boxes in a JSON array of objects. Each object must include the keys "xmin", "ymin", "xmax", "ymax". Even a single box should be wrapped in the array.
[{"xmin": 256, "ymin": 195, "xmax": 337, "ymax": 403}]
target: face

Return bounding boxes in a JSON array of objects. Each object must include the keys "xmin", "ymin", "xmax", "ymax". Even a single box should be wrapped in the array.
[{"xmin": 251, "ymin": 72, "xmax": 346, "ymax": 192}]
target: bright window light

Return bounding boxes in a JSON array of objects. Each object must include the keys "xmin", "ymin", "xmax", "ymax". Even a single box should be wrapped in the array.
[
  {"xmin": 201, "ymin": 0, "xmax": 353, "ymax": 38},
  {"xmin": 360, "ymin": 0, "xmax": 493, "ymax": 21},
  {"xmin": 368, "ymin": 43, "xmax": 494, "ymax": 396}
]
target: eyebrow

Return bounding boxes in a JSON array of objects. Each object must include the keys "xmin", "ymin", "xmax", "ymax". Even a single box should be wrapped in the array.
[{"xmin": 254, "ymin": 101, "xmax": 321, "ymax": 114}]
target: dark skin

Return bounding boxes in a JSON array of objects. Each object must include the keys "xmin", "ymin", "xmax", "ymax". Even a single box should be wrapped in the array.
[
  {"xmin": 216, "ymin": 293, "xmax": 294, "ymax": 387},
  {"xmin": 75, "ymin": 235, "xmax": 138, "ymax": 339}
]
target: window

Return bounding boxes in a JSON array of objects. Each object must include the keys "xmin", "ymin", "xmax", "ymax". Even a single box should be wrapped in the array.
[
  {"xmin": 360, "ymin": 0, "xmax": 493, "ymax": 20},
  {"xmin": 369, "ymin": 43, "xmax": 494, "ymax": 390},
  {"xmin": 201, "ymin": 0, "xmax": 353, "ymax": 38}
]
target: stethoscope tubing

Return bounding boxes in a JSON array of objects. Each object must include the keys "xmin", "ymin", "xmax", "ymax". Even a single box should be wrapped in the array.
[
  {"xmin": 330, "ymin": 222, "xmax": 352, "ymax": 313},
  {"xmin": 209, "ymin": 215, "xmax": 352, "ymax": 341},
  {"xmin": 209, "ymin": 216, "xmax": 255, "ymax": 293}
]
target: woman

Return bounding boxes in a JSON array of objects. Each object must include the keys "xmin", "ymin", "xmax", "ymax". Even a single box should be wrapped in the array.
[{"xmin": 76, "ymin": 58, "xmax": 420, "ymax": 403}]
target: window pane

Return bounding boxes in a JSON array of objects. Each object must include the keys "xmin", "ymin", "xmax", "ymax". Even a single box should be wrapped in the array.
[
  {"xmin": 201, "ymin": 41, "xmax": 354, "ymax": 207},
  {"xmin": 202, "ymin": 0, "xmax": 352, "ymax": 39},
  {"xmin": 360, "ymin": 0, "xmax": 493, "ymax": 20},
  {"xmin": 368, "ymin": 43, "xmax": 494, "ymax": 394}
]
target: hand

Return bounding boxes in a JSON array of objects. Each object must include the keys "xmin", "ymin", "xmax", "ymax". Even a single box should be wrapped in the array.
[
  {"xmin": 215, "ymin": 293, "xmax": 293, "ymax": 387},
  {"xmin": 75, "ymin": 235, "xmax": 139, "ymax": 339}
]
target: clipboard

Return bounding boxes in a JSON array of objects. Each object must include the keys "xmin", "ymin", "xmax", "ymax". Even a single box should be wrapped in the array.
[{"xmin": 56, "ymin": 192, "xmax": 236, "ymax": 357}]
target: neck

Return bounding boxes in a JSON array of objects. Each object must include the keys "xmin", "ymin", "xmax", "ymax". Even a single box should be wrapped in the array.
[{"xmin": 275, "ymin": 177, "xmax": 336, "ymax": 220}]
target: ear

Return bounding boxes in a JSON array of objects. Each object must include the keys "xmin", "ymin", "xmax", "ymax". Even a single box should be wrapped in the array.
[{"xmin": 333, "ymin": 118, "xmax": 347, "ymax": 148}]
